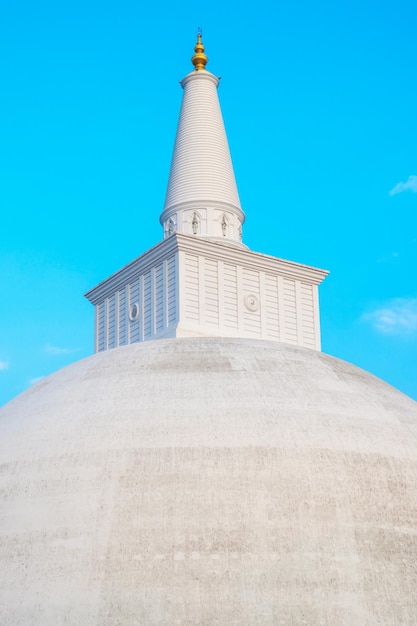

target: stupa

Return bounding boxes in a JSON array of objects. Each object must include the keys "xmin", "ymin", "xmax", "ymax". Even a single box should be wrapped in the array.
[{"xmin": 0, "ymin": 35, "xmax": 416, "ymax": 625}]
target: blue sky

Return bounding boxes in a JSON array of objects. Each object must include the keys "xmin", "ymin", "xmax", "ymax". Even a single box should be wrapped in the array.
[{"xmin": 1, "ymin": 0, "xmax": 416, "ymax": 405}]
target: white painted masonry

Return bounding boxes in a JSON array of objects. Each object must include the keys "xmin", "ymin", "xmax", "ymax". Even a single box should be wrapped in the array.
[
  {"xmin": 160, "ymin": 69, "xmax": 244, "ymax": 244},
  {"xmin": 85, "ymin": 233, "xmax": 328, "ymax": 351},
  {"xmin": 1, "ymin": 338, "xmax": 417, "ymax": 624},
  {"xmin": 86, "ymin": 53, "xmax": 328, "ymax": 350}
]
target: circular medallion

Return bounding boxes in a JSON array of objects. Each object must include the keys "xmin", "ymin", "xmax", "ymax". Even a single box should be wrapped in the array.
[
  {"xmin": 244, "ymin": 294, "xmax": 259, "ymax": 312},
  {"xmin": 129, "ymin": 303, "xmax": 140, "ymax": 321}
]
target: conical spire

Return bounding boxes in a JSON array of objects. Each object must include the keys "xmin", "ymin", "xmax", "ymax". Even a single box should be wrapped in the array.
[{"xmin": 160, "ymin": 34, "xmax": 245, "ymax": 244}]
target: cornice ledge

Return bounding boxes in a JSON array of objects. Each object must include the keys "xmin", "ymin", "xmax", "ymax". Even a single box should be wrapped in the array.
[
  {"xmin": 175, "ymin": 233, "xmax": 329, "ymax": 284},
  {"xmin": 84, "ymin": 236, "xmax": 179, "ymax": 304}
]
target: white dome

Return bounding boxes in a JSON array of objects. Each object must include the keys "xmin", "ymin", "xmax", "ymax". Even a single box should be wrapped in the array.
[{"xmin": 1, "ymin": 337, "xmax": 417, "ymax": 624}]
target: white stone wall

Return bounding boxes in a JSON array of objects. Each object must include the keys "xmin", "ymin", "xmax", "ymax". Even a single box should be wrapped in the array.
[
  {"xmin": 178, "ymin": 249, "xmax": 321, "ymax": 349},
  {"xmin": 87, "ymin": 234, "xmax": 327, "ymax": 352},
  {"xmin": 94, "ymin": 254, "xmax": 178, "ymax": 352}
]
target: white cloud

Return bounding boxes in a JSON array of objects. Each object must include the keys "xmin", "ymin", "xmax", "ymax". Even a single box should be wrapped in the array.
[
  {"xmin": 363, "ymin": 297, "xmax": 417, "ymax": 335},
  {"xmin": 389, "ymin": 175, "xmax": 417, "ymax": 196},
  {"xmin": 43, "ymin": 343, "xmax": 80, "ymax": 356},
  {"xmin": 0, "ymin": 361, "xmax": 9, "ymax": 371}
]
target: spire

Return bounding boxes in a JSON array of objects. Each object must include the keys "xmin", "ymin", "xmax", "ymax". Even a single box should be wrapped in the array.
[
  {"xmin": 160, "ymin": 36, "xmax": 245, "ymax": 244},
  {"xmin": 191, "ymin": 32, "xmax": 208, "ymax": 70},
  {"xmin": 86, "ymin": 35, "xmax": 328, "ymax": 351}
]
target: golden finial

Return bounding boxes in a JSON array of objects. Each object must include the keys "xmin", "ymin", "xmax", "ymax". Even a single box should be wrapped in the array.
[{"xmin": 191, "ymin": 30, "xmax": 208, "ymax": 71}]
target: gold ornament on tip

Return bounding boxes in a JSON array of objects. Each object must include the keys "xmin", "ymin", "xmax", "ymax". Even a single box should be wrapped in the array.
[{"xmin": 191, "ymin": 32, "xmax": 208, "ymax": 70}]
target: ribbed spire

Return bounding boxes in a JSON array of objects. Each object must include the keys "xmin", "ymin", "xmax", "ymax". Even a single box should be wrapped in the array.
[{"xmin": 160, "ymin": 35, "xmax": 245, "ymax": 245}]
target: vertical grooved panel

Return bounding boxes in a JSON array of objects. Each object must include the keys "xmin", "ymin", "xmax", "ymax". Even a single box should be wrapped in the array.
[
  {"xmin": 155, "ymin": 263, "xmax": 164, "ymax": 333},
  {"xmin": 300, "ymin": 282, "xmax": 316, "ymax": 348},
  {"xmin": 204, "ymin": 258, "xmax": 219, "ymax": 325},
  {"xmin": 97, "ymin": 302, "xmax": 106, "ymax": 352},
  {"xmin": 185, "ymin": 254, "xmax": 199, "ymax": 321},
  {"xmin": 282, "ymin": 278, "xmax": 297, "ymax": 344},
  {"xmin": 143, "ymin": 272, "xmax": 152, "ymax": 338},
  {"xmin": 265, "ymin": 274, "xmax": 280, "ymax": 339},
  {"xmin": 118, "ymin": 287, "xmax": 127, "ymax": 346},
  {"xmin": 223, "ymin": 263, "xmax": 238, "ymax": 329},
  {"xmin": 167, "ymin": 255, "xmax": 177, "ymax": 325},
  {"xmin": 108, "ymin": 294, "xmax": 116, "ymax": 349}
]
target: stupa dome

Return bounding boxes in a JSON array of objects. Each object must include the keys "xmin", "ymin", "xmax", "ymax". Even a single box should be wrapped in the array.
[
  {"xmin": 2, "ymin": 33, "xmax": 416, "ymax": 624},
  {"xmin": 1, "ymin": 337, "xmax": 417, "ymax": 624}
]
